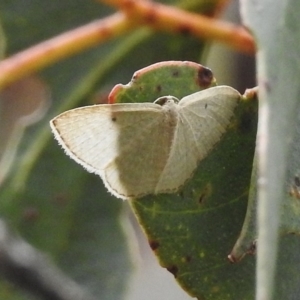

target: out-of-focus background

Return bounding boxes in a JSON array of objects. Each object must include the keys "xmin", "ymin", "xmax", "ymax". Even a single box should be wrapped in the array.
[{"xmin": 0, "ymin": 1, "xmax": 255, "ymax": 299}]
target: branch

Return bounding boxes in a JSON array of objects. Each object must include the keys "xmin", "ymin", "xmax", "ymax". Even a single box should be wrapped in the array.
[
  {"xmin": 0, "ymin": 1, "xmax": 255, "ymax": 90},
  {"xmin": 0, "ymin": 13, "xmax": 134, "ymax": 89},
  {"xmin": 101, "ymin": 0, "xmax": 255, "ymax": 54}
]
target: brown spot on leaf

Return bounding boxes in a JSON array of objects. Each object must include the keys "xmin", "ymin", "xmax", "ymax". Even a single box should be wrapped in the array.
[
  {"xmin": 289, "ymin": 232, "xmax": 298, "ymax": 235},
  {"xmin": 197, "ymin": 183, "xmax": 212, "ymax": 204},
  {"xmin": 237, "ymin": 109, "xmax": 255, "ymax": 134},
  {"xmin": 156, "ymin": 84, "xmax": 162, "ymax": 93},
  {"xmin": 53, "ymin": 193, "xmax": 69, "ymax": 206},
  {"xmin": 197, "ymin": 67, "xmax": 213, "ymax": 88},
  {"xmin": 199, "ymin": 193, "xmax": 206, "ymax": 204},
  {"xmin": 22, "ymin": 207, "xmax": 39, "ymax": 222},
  {"xmin": 149, "ymin": 240, "xmax": 160, "ymax": 251},
  {"xmin": 166, "ymin": 265, "xmax": 178, "ymax": 277},
  {"xmin": 172, "ymin": 70, "xmax": 179, "ymax": 77},
  {"xmin": 185, "ymin": 255, "xmax": 192, "ymax": 263}
]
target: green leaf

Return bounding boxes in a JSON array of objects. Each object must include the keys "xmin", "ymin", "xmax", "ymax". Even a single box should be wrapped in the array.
[
  {"xmin": 240, "ymin": 1, "xmax": 300, "ymax": 299},
  {"xmin": 112, "ymin": 62, "xmax": 258, "ymax": 299},
  {"xmin": 109, "ymin": 61, "xmax": 216, "ymax": 103}
]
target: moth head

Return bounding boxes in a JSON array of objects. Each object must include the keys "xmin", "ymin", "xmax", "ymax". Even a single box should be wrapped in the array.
[{"xmin": 154, "ymin": 96, "xmax": 179, "ymax": 106}]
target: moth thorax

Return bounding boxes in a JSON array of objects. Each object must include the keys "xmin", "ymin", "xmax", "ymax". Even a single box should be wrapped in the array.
[{"xmin": 162, "ymin": 102, "xmax": 178, "ymax": 130}]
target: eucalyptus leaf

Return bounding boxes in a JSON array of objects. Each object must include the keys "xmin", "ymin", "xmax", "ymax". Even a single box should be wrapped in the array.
[
  {"xmin": 241, "ymin": 0, "xmax": 300, "ymax": 299},
  {"xmin": 108, "ymin": 61, "xmax": 258, "ymax": 299}
]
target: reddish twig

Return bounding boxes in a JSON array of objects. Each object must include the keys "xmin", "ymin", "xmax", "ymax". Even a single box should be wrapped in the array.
[
  {"xmin": 0, "ymin": 13, "xmax": 134, "ymax": 89},
  {"xmin": 101, "ymin": 0, "xmax": 255, "ymax": 54},
  {"xmin": 0, "ymin": 1, "xmax": 255, "ymax": 90}
]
